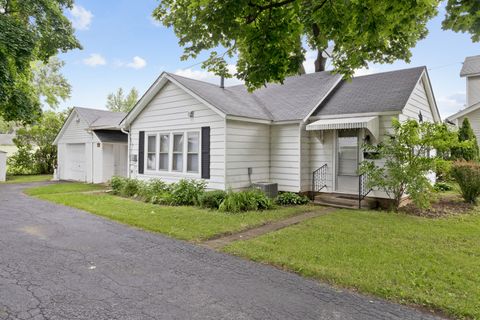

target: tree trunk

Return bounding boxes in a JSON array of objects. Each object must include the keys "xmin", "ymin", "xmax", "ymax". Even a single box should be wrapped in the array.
[{"xmin": 314, "ymin": 50, "xmax": 327, "ymax": 72}]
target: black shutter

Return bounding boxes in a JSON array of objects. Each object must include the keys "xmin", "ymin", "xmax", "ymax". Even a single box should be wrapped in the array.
[
  {"xmin": 201, "ymin": 127, "xmax": 210, "ymax": 179},
  {"xmin": 138, "ymin": 131, "xmax": 145, "ymax": 174}
]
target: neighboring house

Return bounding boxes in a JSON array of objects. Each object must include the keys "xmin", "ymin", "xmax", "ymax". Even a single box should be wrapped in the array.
[
  {"xmin": 120, "ymin": 66, "xmax": 440, "ymax": 203},
  {"xmin": 0, "ymin": 133, "xmax": 17, "ymax": 157},
  {"xmin": 446, "ymin": 55, "xmax": 480, "ymax": 143},
  {"xmin": 53, "ymin": 107, "xmax": 128, "ymax": 183}
]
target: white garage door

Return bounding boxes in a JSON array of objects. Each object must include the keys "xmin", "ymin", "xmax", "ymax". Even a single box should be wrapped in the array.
[{"xmin": 66, "ymin": 143, "xmax": 86, "ymax": 181}]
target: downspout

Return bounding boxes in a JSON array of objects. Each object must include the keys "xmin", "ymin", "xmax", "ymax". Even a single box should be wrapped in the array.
[{"xmin": 121, "ymin": 126, "xmax": 130, "ymax": 178}]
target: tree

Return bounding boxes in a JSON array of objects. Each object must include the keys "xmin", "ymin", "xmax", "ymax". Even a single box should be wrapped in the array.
[
  {"xmin": 451, "ymin": 118, "xmax": 479, "ymax": 161},
  {"xmin": 0, "ymin": 116, "xmax": 16, "ymax": 134},
  {"xmin": 153, "ymin": 0, "xmax": 480, "ymax": 91},
  {"xmin": 32, "ymin": 57, "xmax": 72, "ymax": 108},
  {"xmin": 0, "ymin": 0, "xmax": 81, "ymax": 123},
  {"xmin": 443, "ymin": 0, "xmax": 480, "ymax": 42},
  {"xmin": 106, "ymin": 88, "xmax": 139, "ymax": 112},
  {"xmin": 359, "ymin": 119, "xmax": 458, "ymax": 211},
  {"xmin": 7, "ymin": 111, "xmax": 67, "ymax": 175}
]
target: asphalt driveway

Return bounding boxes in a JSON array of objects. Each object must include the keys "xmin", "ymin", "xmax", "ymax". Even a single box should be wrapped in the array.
[{"xmin": 0, "ymin": 182, "xmax": 444, "ymax": 320}]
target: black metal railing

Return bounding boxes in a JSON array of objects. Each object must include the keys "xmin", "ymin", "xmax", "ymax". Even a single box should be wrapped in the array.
[
  {"xmin": 311, "ymin": 164, "xmax": 328, "ymax": 200},
  {"xmin": 358, "ymin": 173, "xmax": 372, "ymax": 208}
]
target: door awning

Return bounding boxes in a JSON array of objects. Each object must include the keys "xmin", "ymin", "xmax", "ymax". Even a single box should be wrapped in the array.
[{"xmin": 306, "ymin": 116, "xmax": 379, "ymax": 139}]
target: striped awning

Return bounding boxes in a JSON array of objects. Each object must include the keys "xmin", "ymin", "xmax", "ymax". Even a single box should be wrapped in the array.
[{"xmin": 306, "ymin": 116, "xmax": 379, "ymax": 139}]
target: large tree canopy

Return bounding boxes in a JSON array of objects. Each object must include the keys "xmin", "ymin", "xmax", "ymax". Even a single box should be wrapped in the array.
[
  {"xmin": 32, "ymin": 57, "xmax": 72, "ymax": 109},
  {"xmin": 153, "ymin": 0, "xmax": 478, "ymax": 91},
  {"xmin": 443, "ymin": 0, "xmax": 480, "ymax": 42},
  {"xmin": 0, "ymin": 0, "xmax": 81, "ymax": 123}
]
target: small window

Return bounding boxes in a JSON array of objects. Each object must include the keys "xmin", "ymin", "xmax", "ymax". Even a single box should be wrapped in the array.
[
  {"xmin": 159, "ymin": 134, "xmax": 169, "ymax": 171},
  {"xmin": 172, "ymin": 133, "xmax": 184, "ymax": 171},
  {"xmin": 147, "ymin": 135, "xmax": 157, "ymax": 170},
  {"xmin": 187, "ymin": 132, "xmax": 199, "ymax": 172}
]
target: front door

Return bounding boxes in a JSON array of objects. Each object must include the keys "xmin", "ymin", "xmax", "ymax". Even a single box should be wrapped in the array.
[{"xmin": 336, "ymin": 129, "xmax": 359, "ymax": 194}]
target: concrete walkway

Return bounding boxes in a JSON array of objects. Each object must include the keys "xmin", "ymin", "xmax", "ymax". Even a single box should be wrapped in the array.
[
  {"xmin": 202, "ymin": 207, "xmax": 335, "ymax": 249},
  {"xmin": 0, "ymin": 182, "xmax": 445, "ymax": 320}
]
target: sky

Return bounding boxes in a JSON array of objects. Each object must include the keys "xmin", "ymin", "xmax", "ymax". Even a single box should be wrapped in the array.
[{"xmin": 58, "ymin": 1, "xmax": 480, "ymax": 118}]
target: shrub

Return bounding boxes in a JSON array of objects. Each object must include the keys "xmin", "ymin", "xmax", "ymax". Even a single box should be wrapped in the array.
[
  {"xmin": 117, "ymin": 178, "xmax": 144, "ymax": 197},
  {"xmin": 139, "ymin": 179, "xmax": 169, "ymax": 202},
  {"xmin": 198, "ymin": 190, "xmax": 227, "ymax": 209},
  {"xmin": 433, "ymin": 182, "xmax": 453, "ymax": 192},
  {"xmin": 110, "ymin": 176, "xmax": 127, "ymax": 195},
  {"xmin": 434, "ymin": 159, "xmax": 452, "ymax": 182},
  {"xmin": 168, "ymin": 179, "xmax": 206, "ymax": 206},
  {"xmin": 275, "ymin": 192, "xmax": 310, "ymax": 206},
  {"xmin": 219, "ymin": 189, "xmax": 274, "ymax": 213},
  {"xmin": 451, "ymin": 161, "xmax": 480, "ymax": 204}
]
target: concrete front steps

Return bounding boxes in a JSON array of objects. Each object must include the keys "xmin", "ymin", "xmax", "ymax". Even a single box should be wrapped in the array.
[{"xmin": 313, "ymin": 193, "xmax": 377, "ymax": 209}]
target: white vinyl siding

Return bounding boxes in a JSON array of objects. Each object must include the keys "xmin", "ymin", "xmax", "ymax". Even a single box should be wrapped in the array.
[
  {"xmin": 225, "ymin": 120, "xmax": 270, "ymax": 190},
  {"xmin": 270, "ymin": 123, "xmax": 301, "ymax": 192},
  {"xmin": 129, "ymin": 81, "xmax": 225, "ymax": 189},
  {"xmin": 56, "ymin": 111, "xmax": 97, "ymax": 144},
  {"xmin": 402, "ymin": 79, "xmax": 434, "ymax": 123},
  {"xmin": 467, "ymin": 75, "xmax": 480, "ymax": 107}
]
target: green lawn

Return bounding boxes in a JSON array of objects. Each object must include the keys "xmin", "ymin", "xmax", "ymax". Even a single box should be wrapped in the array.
[
  {"xmin": 224, "ymin": 209, "xmax": 480, "ymax": 319},
  {"xmin": 2, "ymin": 174, "xmax": 52, "ymax": 184},
  {"xmin": 24, "ymin": 182, "xmax": 106, "ymax": 196},
  {"xmin": 32, "ymin": 191, "xmax": 317, "ymax": 242}
]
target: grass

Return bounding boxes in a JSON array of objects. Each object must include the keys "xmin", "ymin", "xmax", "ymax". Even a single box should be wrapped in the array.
[
  {"xmin": 32, "ymin": 191, "xmax": 317, "ymax": 242},
  {"xmin": 224, "ymin": 209, "xmax": 480, "ymax": 319},
  {"xmin": 2, "ymin": 174, "xmax": 52, "ymax": 184},
  {"xmin": 24, "ymin": 182, "xmax": 106, "ymax": 196}
]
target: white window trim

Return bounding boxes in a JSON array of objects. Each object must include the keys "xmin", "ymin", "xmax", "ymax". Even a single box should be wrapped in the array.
[
  {"xmin": 144, "ymin": 130, "xmax": 201, "ymax": 177},
  {"xmin": 146, "ymin": 134, "xmax": 157, "ymax": 171},
  {"xmin": 187, "ymin": 131, "xmax": 200, "ymax": 173},
  {"xmin": 159, "ymin": 133, "xmax": 169, "ymax": 171}
]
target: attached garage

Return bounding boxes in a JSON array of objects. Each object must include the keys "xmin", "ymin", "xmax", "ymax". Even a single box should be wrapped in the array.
[{"xmin": 54, "ymin": 107, "xmax": 128, "ymax": 183}]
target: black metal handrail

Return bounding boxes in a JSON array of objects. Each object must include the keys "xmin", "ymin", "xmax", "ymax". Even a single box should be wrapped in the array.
[
  {"xmin": 358, "ymin": 173, "xmax": 372, "ymax": 209},
  {"xmin": 311, "ymin": 164, "xmax": 328, "ymax": 200}
]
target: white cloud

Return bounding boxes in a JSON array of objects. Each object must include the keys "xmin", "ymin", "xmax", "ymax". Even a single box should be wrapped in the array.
[
  {"xmin": 83, "ymin": 53, "xmax": 106, "ymax": 67},
  {"xmin": 303, "ymin": 50, "xmax": 318, "ymax": 74},
  {"xmin": 174, "ymin": 65, "xmax": 243, "ymax": 86},
  {"xmin": 437, "ymin": 92, "xmax": 466, "ymax": 118},
  {"xmin": 354, "ymin": 67, "xmax": 379, "ymax": 77},
  {"xmin": 126, "ymin": 56, "xmax": 147, "ymax": 69},
  {"xmin": 69, "ymin": 5, "xmax": 93, "ymax": 30}
]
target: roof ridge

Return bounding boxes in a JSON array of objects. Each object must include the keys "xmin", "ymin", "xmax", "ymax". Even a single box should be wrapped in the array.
[
  {"xmin": 353, "ymin": 66, "xmax": 426, "ymax": 79},
  {"xmin": 166, "ymin": 72, "xmax": 227, "ymax": 88}
]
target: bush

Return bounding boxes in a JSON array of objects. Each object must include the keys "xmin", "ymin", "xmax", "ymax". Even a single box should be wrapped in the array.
[
  {"xmin": 433, "ymin": 182, "xmax": 453, "ymax": 192},
  {"xmin": 122, "ymin": 178, "xmax": 144, "ymax": 197},
  {"xmin": 109, "ymin": 177, "xmax": 144, "ymax": 198},
  {"xmin": 139, "ymin": 179, "xmax": 169, "ymax": 202},
  {"xmin": 198, "ymin": 190, "xmax": 227, "ymax": 209},
  {"xmin": 451, "ymin": 161, "xmax": 480, "ymax": 204},
  {"xmin": 275, "ymin": 192, "xmax": 310, "ymax": 206},
  {"xmin": 435, "ymin": 159, "xmax": 452, "ymax": 182},
  {"xmin": 168, "ymin": 179, "xmax": 206, "ymax": 206},
  {"xmin": 219, "ymin": 189, "xmax": 274, "ymax": 213},
  {"xmin": 110, "ymin": 176, "xmax": 127, "ymax": 195}
]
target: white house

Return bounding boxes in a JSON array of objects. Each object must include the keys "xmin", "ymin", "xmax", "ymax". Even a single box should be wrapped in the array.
[
  {"xmin": 120, "ymin": 66, "xmax": 440, "ymax": 205},
  {"xmin": 54, "ymin": 107, "xmax": 128, "ymax": 183},
  {"xmin": 446, "ymin": 55, "xmax": 480, "ymax": 143}
]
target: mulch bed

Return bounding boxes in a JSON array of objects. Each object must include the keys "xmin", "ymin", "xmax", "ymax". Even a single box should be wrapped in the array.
[{"xmin": 400, "ymin": 194, "xmax": 475, "ymax": 218}]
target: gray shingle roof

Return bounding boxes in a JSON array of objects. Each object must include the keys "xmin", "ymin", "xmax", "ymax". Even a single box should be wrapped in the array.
[
  {"xmin": 313, "ymin": 67, "xmax": 425, "ymax": 117},
  {"xmin": 460, "ymin": 55, "xmax": 480, "ymax": 77},
  {"xmin": 168, "ymin": 71, "xmax": 342, "ymax": 121},
  {"xmin": 74, "ymin": 107, "xmax": 126, "ymax": 128}
]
